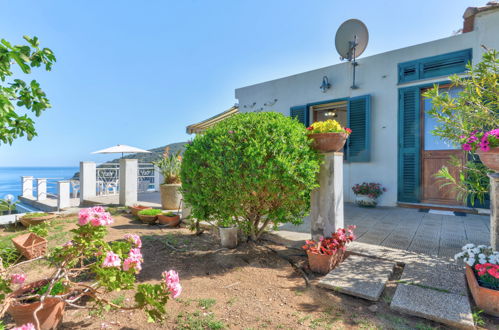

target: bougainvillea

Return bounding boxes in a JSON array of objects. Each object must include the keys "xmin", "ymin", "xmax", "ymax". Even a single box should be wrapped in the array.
[{"xmin": 302, "ymin": 226, "xmax": 356, "ymax": 255}]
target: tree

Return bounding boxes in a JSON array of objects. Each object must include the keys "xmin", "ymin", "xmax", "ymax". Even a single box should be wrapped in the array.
[
  {"xmin": 181, "ymin": 112, "xmax": 321, "ymax": 240},
  {"xmin": 0, "ymin": 36, "xmax": 56, "ymax": 145}
]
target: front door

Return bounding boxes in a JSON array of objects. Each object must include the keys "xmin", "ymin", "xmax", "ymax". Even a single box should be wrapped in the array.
[{"xmin": 421, "ymin": 87, "xmax": 465, "ymax": 205}]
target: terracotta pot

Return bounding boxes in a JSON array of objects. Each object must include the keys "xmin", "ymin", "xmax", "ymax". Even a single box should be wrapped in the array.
[
  {"xmin": 307, "ymin": 249, "xmax": 345, "ymax": 274},
  {"xmin": 12, "ymin": 233, "xmax": 48, "ymax": 259},
  {"xmin": 465, "ymin": 265, "xmax": 499, "ymax": 316},
  {"xmin": 476, "ymin": 147, "xmax": 499, "ymax": 172},
  {"xmin": 8, "ymin": 279, "xmax": 66, "ymax": 330},
  {"xmin": 130, "ymin": 205, "xmax": 151, "ymax": 216},
  {"xmin": 160, "ymin": 184, "xmax": 182, "ymax": 210},
  {"xmin": 137, "ymin": 213, "xmax": 158, "ymax": 224},
  {"xmin": 157, "ymin": 214, "xmax": 180, "ymax": 227},
  {"xmin": 355, "ymin": 194, "xmax": 377, "ymax": 207},
  {"xmin": 308, "ymin": 132, "xmax": 348, "ymax": 153},
  {"xmin": 20, "ymin": 214, "xmax": 56, "ymax": 227}
]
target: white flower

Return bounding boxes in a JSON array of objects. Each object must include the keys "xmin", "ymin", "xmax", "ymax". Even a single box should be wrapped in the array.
[
  {"xmin": 463, "ymin": 243, "xmax": 475, "ymax": 250},
  {"xmin": 477, "ymin": 245, "xmax": 487, "ymax": 250},
  {"xmin": 454, "ymin": 252, "xmax": 464, "ymax": 259},
  {"xmin": 466, "ymin": 257, "xmax": 476, "ymax": 267},
  {"xmin": 468, "ymin": 252, "xmax": 475, "ymax": 258},
  {"xmin": 489, "ymin": 255, "xmax": 497, "ymax": 264},
  {"xmin": 479, "ymin": 253, "xmax": 486, "ymax": 259},
  {"xmin": 479, "ymin": 258, "xmax": 487, "ymax": 264},
  {"xmin": 472, "ymin": 248, "xmax": 481, "ymax": 254}
]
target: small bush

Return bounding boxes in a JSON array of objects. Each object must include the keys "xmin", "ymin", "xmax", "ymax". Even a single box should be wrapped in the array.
[
  {"xmin": 138, "ymin": 209, "xmax": 163, "ymax": 216},
  {"xmin": 181, "ymin": 112, "xmax": 321, "ymax": 240},
  {"xmin": 28, "ymin": 222, "xmax": 50, "ymax": 237}
]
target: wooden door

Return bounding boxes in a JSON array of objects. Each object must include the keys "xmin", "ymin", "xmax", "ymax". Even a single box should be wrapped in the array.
[{"xmin": 421, "ymin": 87, "xmax": 465, "ymax": 205}]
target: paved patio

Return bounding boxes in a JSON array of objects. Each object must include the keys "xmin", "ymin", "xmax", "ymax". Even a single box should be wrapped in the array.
[{"xmin": 280, "ymin": 203, "xmax": 490, "ymax": 258}]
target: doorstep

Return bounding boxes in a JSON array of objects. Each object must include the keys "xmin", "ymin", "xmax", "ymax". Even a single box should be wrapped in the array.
[{"xmin": 397, "ymin": 202, "xmax": 478, "ymax": 214}]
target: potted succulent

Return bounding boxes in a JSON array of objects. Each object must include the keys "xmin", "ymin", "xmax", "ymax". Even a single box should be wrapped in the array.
[
  {"xmin": 306, "ymin": 120, "xmax": 352, "ymax": 153},
  {"xmin": 130, "ymin": 204, "xmax": 152, "ymax": 217},
  {"xmin": 218, "ymin": 218, "xmax": 238, "ymax": 249},
  {"xmin": 153, "ymin": 147, "xmax": 182, "ymax": 210},
  {"xmin": 302, "ymin": 226, "xmax": 355, "ymax": 274},
  {"xmin": 157, "ymin": 211, "xmax": 180, "ymax": 227},
  {"xmin": 351, "ymin": 182, "xmax": 386, "ymax": 207},
  {"xmin": 19, "ymin": 212, "xmax": 56, "ymax": 227},
  {"xmin": 1, "ymin": 207, "xmax": 181, "ymax": 329},
  {"xmin": 460, "ymin": 129, "xmax": 499, "ymax": 172},
  {"xmin": 137, "ymin": 208, "xmax": 162, "ymax": 224}
]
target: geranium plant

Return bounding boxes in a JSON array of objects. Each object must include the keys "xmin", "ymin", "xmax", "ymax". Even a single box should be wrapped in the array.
[
  {"xmin": 302, "ymin": 226, "xmax": 356, "ymax": 255},
  {"xmin": 0, "ymin": 207, "xmax": 181, "ymax": 327},
  {"xmin": 153, "ymin": 147, "xmax": 182, "ymax": 184},
  {"xmin": 351, "ymin": 182, "xmax": 386, "ymax": 199},
  {"xmin": 455, "ymin": 244, "xmax": 499, "ymax": 291},
  {"xmin": 306, "ymin": 119, "xmax": 352, "ymax": 135},
  {"xmin": 460, "ymin": 129, "xmax": 499, "ymax": 153}
]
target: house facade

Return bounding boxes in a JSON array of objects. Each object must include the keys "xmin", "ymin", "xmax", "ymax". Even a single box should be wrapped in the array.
[{"xmin": 232, "ymin": 5, "xmax": 499, "ymax": 208}]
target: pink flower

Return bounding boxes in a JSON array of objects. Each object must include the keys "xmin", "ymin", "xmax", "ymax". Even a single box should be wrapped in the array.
[
  {"xmin": 162, "ymin": 270, "xmax": 182, "ymax": 298},
  {"xmin": 91, "ymin": 206, "xmax": 106, "ymax": 213},
  {"xmin": 123, "ymin": 257, "xmax": 142, "ymax": 273},
  {"xmin": 462, "ymin": 143, "xmax": 472, "ymax": 151},
  {"xmin": 63, "ymin": 241, "xmax": 73, "ymax": 248},
  {"xmin": 78, "ymin": 207, "xmax": 113, "ymax": 226},
  {"xmin": 12, "ymin": 323, "xmax": 36, "ymax": 330},
  {"xmin": 480, "ymin": 144, "xmax": 490, "ymax": 152},
  {"xmin": 102, "ymin": 251, "xmax": 121, "ymax": 268},
  {"xmin": 128, "ymin": 248, "xmax": 143, "ymax": 260},
  {"xmin": 10, "ymin": 273, "xmax": 26, "ymax": 285},
  {"xmin": 124, "ymin": 234, "xmax": 142, "ymax": 248},
  {"xmin": 78, "ymin": 208, "xmax": 91, "ymax": 225}
]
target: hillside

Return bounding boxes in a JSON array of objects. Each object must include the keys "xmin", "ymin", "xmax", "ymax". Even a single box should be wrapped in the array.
[{"xmin": 103, "ymin": 141, "xmax": 187, "ymax": 164}]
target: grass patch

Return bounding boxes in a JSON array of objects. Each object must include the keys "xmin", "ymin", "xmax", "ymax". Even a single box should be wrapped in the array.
[
  {"xmin": 176, "ymin": 311, "xmax": 225, "ymax": 330},
  {"xmin": 198, "ymin": 298, "xmax": 216, "ymax": 309},
  {"xmin": 396, "ymin": 280, "xmax": 451, "ymax": 294},
  {"xmin": 472, "ymin": 309, "xmax": 485, "ymax": 326}
]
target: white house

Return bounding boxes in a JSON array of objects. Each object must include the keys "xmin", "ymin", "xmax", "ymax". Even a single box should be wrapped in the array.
[{"xmin": 187, "ymin": 4, "xmax": 499, "ymax": 209}]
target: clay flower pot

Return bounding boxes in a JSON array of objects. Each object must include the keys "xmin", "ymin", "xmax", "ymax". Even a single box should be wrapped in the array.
[
  {"xmin": 308, "ymin": 132, "xmax": 348, "ymax": 153},
  {"xmin": 306, "ymin": 249, "xmax": 345, "ymax": 274},
  {"xmin": 8, "ymin": 279, "xmax": 66, "ymax": 330},
  {"xmin": 476, "ymin": 147, "xmax": 499, "ymax": 172},
  {"xmin": 465, "ymin": 265, "xmax": 499, "ymax": 316},
  {"xmin": 130, "ymin": 205, "xmax": 151, "ymax": 217},
  {"xmin": 160, "ymin": 184, "xmax": 182, "ymax": 210},
  {"xmin": 137, "ymin": 213, "xmax": 158, "ymax": 224},
  {"xmin": 12, "ymin": 233, "xmax": 48, "ymax": 260},
  {"xmin": 157, "ymin": 213, "xmax": 180, "ymax": 227},
  {"xmin": 20, "ymin": 213, "xmax": 56, "ymax": 227}
]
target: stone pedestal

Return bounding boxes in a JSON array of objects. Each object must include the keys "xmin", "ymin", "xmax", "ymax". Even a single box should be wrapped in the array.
[
  {"xmin": 57, "ymin": 181, "xmax": 70, "ymax": 209},
  {"xmin": 21, "ymin": 176, "xmax": 34, "ymax": 198},
  {"xmin": 489, "ymin": 173, "xmax": 499, "ymax": 251},
  {"xmin": 36, "ymin": 178, "xmax": 47, "ymax": 201},
  {"xmin": 80, "ymin": 161, "xmax": 96, "ymax": 203},
  {"xmin": 119, "ymin": 159, "xmax": 138, "ymax": 206},
  {"xmin": 311, "ymin": 152, "xmax": 344, "ymax": 241}
]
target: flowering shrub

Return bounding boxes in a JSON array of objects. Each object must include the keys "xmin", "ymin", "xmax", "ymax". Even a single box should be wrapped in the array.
[
  {"xmin": 460, "ymin": 129, "xmax": 499, "ymax": 152},
  {"xmin": 306, "ymin": 119, "xmax": 352, "ymax": 135},
  {"xmin": 0, "ymin": 207, "xmax": 181, "ymax": 325},
  {"xmin": 351, "ymin": 182, "xmax": 386, "ymax": 199},
  {"xmin": 455, "ymin": 243, "xmax": 499, "ymax": 290},
  {"xmin": 302, "ymin": 226, "xmax": 356, "ymax": 255}
]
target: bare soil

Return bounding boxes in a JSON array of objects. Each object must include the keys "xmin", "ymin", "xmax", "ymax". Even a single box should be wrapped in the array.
[{"xmin": 2, "ymin": 213, "xmax": 499, "ymax": 329}]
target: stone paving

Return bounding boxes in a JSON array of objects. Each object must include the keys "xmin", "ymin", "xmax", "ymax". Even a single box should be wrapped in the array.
[{"xmin": 280, "ymin": 203, "xmax": 490, "ymax": 258}]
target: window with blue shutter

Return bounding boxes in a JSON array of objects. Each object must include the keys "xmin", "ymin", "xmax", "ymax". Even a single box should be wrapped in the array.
[
  {"xmin": 347, "ymin": 95, "xmax": 371, "ymax": 162},
  {"xmin": 398, "ymin": 49, "xmax": 472, "ymax": 84},
  {"xmin": 397, "ymin": 87, "xmax": 421, "ymax": 202},
  {"xmin": 290, "ymin": 105, "xmax": 309, "ymax": 127}
]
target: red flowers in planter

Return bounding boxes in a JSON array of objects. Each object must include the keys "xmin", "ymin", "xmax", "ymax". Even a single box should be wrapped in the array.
[
  {"xmin": 302, "ymin": 226, "xmax": 356, "ymax": 255},
  {"xmin": 475, "ymin": 263, "xmax": 499, "ymax": 290}
]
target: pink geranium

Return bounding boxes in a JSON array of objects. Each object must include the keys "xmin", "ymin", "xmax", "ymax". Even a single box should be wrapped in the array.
[
  {"xmin": 124, "ymin": 234, "xmax": 142, "ymax": 248},
  {"xmin": 162, "ymin": 270, "xmax": 182, "ymax": 298},
  {"xmin": 10, "ymin": 273, "xmax": 26, "ymax": 285},
  {"xmin": 78, "ymin": 207, "xmax": 114, "ymax": 227},
  {"xmin": 102, "ymin": 251, "xmax": 121, "ymax": 268},
  {"xmin": 123, "ymin": 257, "xmax": 142, "ymax": 273},
  {"xmin": 12, "ymin": 323, "xmax": 36, "ymax": 330}
]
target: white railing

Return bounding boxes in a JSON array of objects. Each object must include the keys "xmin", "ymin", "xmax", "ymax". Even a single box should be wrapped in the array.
[
  {"xmin": 138, "ymin": 163, "xmax": 156, "ymax": 193},
  {"xmin": 96, "ymin": 164, "xmax": 120, "ymax": 196}
]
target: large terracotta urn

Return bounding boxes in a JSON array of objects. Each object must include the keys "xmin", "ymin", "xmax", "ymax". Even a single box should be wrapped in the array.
[
  {"xmin": 476, "ymin": 147, "xmax": 499, "ymax": 172},
  {"xmin": 160, "ymin": 184, "xmax": 182, "ymax": 210},
  {"xmin": 308, "ymin": 132, "xmax": 348, "ymax": 153}
]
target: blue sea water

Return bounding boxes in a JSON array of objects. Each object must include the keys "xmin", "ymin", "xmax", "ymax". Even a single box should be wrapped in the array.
[{"xmin": 0, "ymin": 167, "xmax": 79, "ymax": 201}]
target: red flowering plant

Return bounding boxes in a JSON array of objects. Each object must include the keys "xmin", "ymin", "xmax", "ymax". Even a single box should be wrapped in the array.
[
  {"xmin": 302, "ymin": 226, "xmax": 356, "ymax": 255},
  {"xmin": 351, "ymin": 182, "xmax": 386, "ymax": 199},
  {"xmin": 475, "ymin": 263, "xmax": 499, "ymax": 290},
  {"xmin": 460, "ymin": 129, "xmax": 499, "ymax": 152}
]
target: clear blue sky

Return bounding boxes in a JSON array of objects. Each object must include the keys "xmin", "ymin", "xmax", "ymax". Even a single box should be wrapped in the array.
[{"xmin": 0, "ymin": 0, "xmax": 489, "ymax": 166}]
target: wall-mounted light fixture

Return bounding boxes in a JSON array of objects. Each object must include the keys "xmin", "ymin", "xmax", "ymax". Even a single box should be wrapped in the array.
[{"xmin": 320, "ymin": 76, "xmax": 331, "ymax": 93}]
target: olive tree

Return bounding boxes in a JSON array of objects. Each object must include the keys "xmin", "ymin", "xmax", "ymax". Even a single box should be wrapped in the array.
[{"xmin": 181, "ymin": 112, "xmax": 321, "ymax": 240}]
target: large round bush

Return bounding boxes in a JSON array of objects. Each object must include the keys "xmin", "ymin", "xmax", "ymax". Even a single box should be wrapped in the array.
[{"xmin": 181, "ymin": 112, "xmax": 321, "ymax": 240}]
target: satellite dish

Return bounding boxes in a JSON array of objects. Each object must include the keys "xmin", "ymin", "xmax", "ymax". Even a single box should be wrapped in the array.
[{"xmin": 334, "ymin": 19, "xmax": 369, "ymax": 89}]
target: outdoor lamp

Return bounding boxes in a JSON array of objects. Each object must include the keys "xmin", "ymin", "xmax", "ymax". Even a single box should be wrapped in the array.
[{"xmin": 320, "ymin": 76, "xmax": 331, "ymax": 93}]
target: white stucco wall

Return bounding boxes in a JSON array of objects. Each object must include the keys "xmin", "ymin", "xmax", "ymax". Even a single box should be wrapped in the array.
[{"xmin": 235, "ymin": 10, "xmax": 499, "ymax": 206}]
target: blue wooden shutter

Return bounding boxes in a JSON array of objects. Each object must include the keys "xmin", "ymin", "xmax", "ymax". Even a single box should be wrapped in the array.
[
  {"xmin": 347, "ymin": 95, "xmax": 371, "ymax": 162},
  {"xmin": 290, "ymin": 105, "xmax": 309, "ymax": 127},
  {"xmin": 398, "ymin": 87, "xmax": 421, "ymax": 203}
]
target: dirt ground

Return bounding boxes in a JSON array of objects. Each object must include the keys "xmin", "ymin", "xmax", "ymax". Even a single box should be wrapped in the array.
[{"xmin": 2, "ymin": 213, "xmax": 499, "ymax": 329}]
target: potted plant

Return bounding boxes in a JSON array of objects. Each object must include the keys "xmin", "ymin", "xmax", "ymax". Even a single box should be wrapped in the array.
[
  {"xmin": 19, "ymin": 212, "xmax": 56, "ymax": 227},
  {"xmin": 351, "ymin": 182, "xmax": 386, "ymax": 207},
  {"xmin": 130, "ymin": 204, "xmax": 152, "ymax": 216},
  {"xmin": 137, "ymin": 208, "xmax": 162, "ymax": 224},
  {"xmin": 153, "ymin": 147, "xmax": 182, "ymax": 210},
  {"xmin": 455, "ymin": 244, "xmax": 499, "ymax": 316},
  {"xmin": 157, "ymin": 211, "xmax": 180, "ymax": 227},
  {"xmin": 306, "ymin": 120, "xmax": 352, "ymax": 153},
  {"xmin": 1, "ymin": 206, "xmax": 181, "ymax": 329},
  {"xmin": 302, "ymin": 226, "xmax": 356, "ymax": 274},
  {"xmin": 11, "ymin": 233, "xmax": 47, "ymax": 260},
  {"xmin": 0, "ymin": 195, "xmax": 18, "ymax": 215},
  {"xmin": 218, "ymin": 218, "xmax": 238, "ymax": 249},
  {"xmin": 459, "ymin": 129, "xmax": 499, "ymax": 172}
]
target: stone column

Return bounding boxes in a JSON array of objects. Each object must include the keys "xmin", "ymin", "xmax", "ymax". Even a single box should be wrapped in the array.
[
  {"xmin": 311, "ymin": 152, "xmax": 344, "ymax": 241},
  {"xmin": 119, "ymin": 158, "xmax": 138, "ymax": 206},
  {"xmin": 489, "ymin": 173, "xmax": 499, "ymax": 250},
  {"xmin": 21, "ymin": 176, "xmax": 34, "ymax": 198},
  {"xmin": 154, "ymin": 165, "xmax": 161, "ymax": 191},
  {"xmin": 57, "ymin": 180, "xmax": 70, "ymax": 209},
  {"xmin": 80, "ymin": 161, "xmax": 96, "ymax": 203},
  {"xmin": 36, "ymin": 178, "xmax": 47, "ymax": 201}
]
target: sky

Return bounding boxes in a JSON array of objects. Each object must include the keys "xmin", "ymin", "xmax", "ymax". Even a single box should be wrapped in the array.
[{"xmin": 0, "ymin": 0, "xmax": 490, "ymax": 166}]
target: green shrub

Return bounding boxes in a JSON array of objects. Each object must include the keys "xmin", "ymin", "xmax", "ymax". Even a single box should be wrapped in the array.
[
  {"xmin": 181, "ymin": 112, "xmax": 321, "ymax": 240},
  {"xmin": 28, "ymin": 222, "xmax": 50, "ymax": 237},
  {"xmin": 138, "ymin": 209, "xmax": 163, "ymax": 216}
]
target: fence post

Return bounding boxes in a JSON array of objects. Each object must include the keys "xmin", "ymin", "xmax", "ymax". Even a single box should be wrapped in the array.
[
  {"xmin": 80, "ymin": 161, "xmax": 97, "ymax": 204},
  {"xmin": 154, "ymin": 165, "xmax": 161, "ymax": 191},
  {"xmin": 21, "ymin": 176, "xmax": 34, "ymax": 198},
  {"xmin": 36, "ymin": 178, "xmax": 47, "ymax": 201},
  {"xmin": 57, "ymin": 180, "xmax": 71, "ymax": 209},
  {"xmin": 119, "ymin": 159, "xmax": 138, "ymax": 206}
]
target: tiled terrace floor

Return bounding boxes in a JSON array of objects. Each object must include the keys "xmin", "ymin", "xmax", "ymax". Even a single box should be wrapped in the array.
[{"xmin": 280, "ymin": 203, "xmax": 490, "ymax": 258}]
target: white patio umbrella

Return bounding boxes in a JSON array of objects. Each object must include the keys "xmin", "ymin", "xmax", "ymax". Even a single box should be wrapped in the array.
[{"xmin": 92, "ymin": 144, "xmax": 152, "ymax": 158}]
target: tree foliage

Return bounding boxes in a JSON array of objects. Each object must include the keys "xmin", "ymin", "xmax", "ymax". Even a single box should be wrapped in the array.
[
  {"xmin": 181, "ymin": 112, "xmax": 321, "ymax": 240},
  {"xmin": 0, "ymin": 36, "xmax": 56, "ymax": 145}
]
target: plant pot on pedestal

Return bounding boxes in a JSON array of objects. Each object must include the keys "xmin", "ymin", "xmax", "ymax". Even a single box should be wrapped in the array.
[
  {"xmin": 160, "ymin": 184, "xmax": 182, "ymax": 210},
  {"xmin": 308, "ymin": 132, "xmax": 348, "ymax": 153},
  {"xmin": 355, "ymin": 194, "xmax": 377, "ymax": 207},
  {"xmin": 465, "ymin": 265, "xmax": 499, "ymax": 316},
  {"xmin": 219, "ymin": 226, "xmax": 238, "ymax": 249},
  {"xmin": 476, "ymin": 147, "xmax": 499, "ymax": 172},
  {"xmin": 306, "ymin": 249, "xmax": 344, "ymax": 274}
]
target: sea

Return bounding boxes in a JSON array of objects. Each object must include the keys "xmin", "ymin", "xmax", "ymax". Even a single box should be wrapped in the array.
[{"xmin": 0, "ymin": 167, "xmax": 79, "ymax": 201}]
